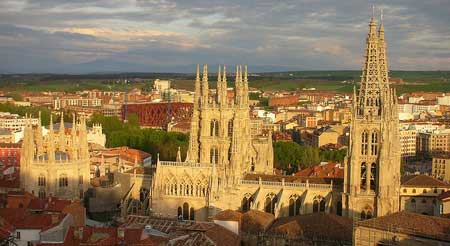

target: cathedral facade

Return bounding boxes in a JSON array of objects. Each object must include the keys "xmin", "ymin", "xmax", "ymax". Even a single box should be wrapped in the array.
[
  {"xmin": 20, "ymin": 113, "xmax": 91, "ymax": 200},
  {"xmin": 152, "ymin": 15, "xmax": 400, "ymax": 222},
  {"xmin": 342, "ymin": 16, "xmax": 401, "ymax": 219},
  {"xmin": 151, "ymin": 65, "xmax": 336, "ymax": 220}
]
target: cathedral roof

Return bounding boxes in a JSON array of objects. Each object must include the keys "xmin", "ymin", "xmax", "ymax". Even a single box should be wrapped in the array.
[
  {"xmin": 401, "ymin": 175, "xmax": 450, "ymax": 188},
  {"xmin": 243, "ymin": 174, "xmax": 331, "ymax": 184},
  {"xmin": 356, "ymin": 212, "xmax": 450, "ymax": 242},
  {"xmin": 267, "ymin": 212, "xmax": 352, "ymax": 242}
]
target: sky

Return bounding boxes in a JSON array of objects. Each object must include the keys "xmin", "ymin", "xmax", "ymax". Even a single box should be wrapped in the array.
[{"xmin": 0, "ymin": 0, "xmax": 449, "ymax": 73}]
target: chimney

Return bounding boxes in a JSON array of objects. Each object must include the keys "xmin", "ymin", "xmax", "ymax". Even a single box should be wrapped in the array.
[
  {"xmin": 118, "ymin": 227, "xmax": 125, "ymax": 239},
  {"xmin": 51, "ymin": 214, "xmax": 59, "ymax": 224},
  {"xmin": 73, "ymin": 227, "xmax": 84, "ymax": 240}
]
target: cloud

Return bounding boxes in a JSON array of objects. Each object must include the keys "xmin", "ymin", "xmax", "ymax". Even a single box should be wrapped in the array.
[{"xmin": 0, "ymin": 0, "xmax": 449, "ymax": 73}]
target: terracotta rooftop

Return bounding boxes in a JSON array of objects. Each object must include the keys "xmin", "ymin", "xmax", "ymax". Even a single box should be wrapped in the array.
[
  {"xmin": 268, "ymin": 212, "xmax": 352, "ymax": 242},
  {"xmin": 357, "ymin": 212, "xmax": 450, "ymax": 242},
  {"xmin": 401, "ymin": 175, "xmax": 450, "ymax": 187},
  {"xmin": 213, "ymin": 209, "xmax": 243, "ymax": 222},
  {"xmin": 14, "ymin": 213, "xmax": 66, "ymax": 230},
  {"xmin": 294, "ymin": 162, "xmax": 344, "ymax": 179},
  {"xmin": 241, "ymin": 210, "xmax": 275, "ymax": 233}
]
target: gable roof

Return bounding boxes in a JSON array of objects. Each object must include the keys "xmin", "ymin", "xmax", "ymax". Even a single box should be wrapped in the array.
[
  {"xmin": 401, "ymin": 175, "xmax": 450, "ymax": 187},
  {"xmin": 357, "ymin": 212, "xmax": 450, "ymax": 242}
]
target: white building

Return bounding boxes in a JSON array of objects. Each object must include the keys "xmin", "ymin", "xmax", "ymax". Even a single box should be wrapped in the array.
[
  {"xmin": 0, "ymin": 112, "xmax": 39, "ymax": 132},
  {"xmin": 153, "ymin": 79, "xmax": 171, "ymax": 92}
]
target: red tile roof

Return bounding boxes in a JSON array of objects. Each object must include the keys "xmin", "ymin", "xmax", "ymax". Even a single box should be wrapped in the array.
[
  {"xmin": 213, "ymin": 210, "xmax": 243, "ymax": 222},
  {"xmin": 357, "ymin": 212, "xmax": 450, "ymax": 242},
  {"xmin": 14, "ymin": 213, "xmax": 66, "ymax": 230},
  {"xmin": 241, "ymin": 210, "xmax": 275, "ymax": 233},
  {"xmin": 295, "ymin": 162, "xmax": 344, "ymax": 179},
  {"xmin": 268, "ymin": 213, "xmax": 352, "ymax": 242},
  {"xmin": 401, "ymin": 175, "xmax": 450, "ymax": 187}
]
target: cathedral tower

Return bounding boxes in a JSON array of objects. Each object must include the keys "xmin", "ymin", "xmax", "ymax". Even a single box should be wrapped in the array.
[{"xmin": 343, "ymin": 14, "xmax": 401, "ymax": 220}]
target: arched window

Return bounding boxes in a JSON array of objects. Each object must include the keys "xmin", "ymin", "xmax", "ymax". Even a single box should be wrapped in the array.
[
  {"xmin": 361, "ymin": 162, "xmax": 367, "ymax": 190},
  {"xmin": 319, "ymin": 199, "xmax": 326, "ymax": 212},
  {"xmin": 313, "ymin": 200, "xmax": 319, "ymax": 213},
  {"xmin": 360, "ymin": 206, "xmax": 373, "ymax": 220},
  {"xmin": 370, "ymin": 131, "xmax": 378, "ymax": 155},
  {"xmin": 59, "ymin": 174, "xmax": 68, "ymax": 188},
  {"xmin": 370, "ymin": 163, "xmax": 377, "ymax": 191},
  {"xmin": 242, "ymin": 195, "xmax": 253, "ymax": 212},
  {"xmin": 38, "ymin": 175, "xmax": 46, "ymax": 187},
  {"xmin": 288, "ymin": 195, "xmax": 301, "ymax": 216},
  {"xmin": 228, "ymin": 147, "xmax": 232, "ymax": 161},
  {"xmin": 228, "ymin": 120, "xmax": 233, "ymax": 137},
  {"xmin": 366, "ymin": 211, "xmax": 372, "ymax": 219},
  {"xmin": 423, "ymin": 189, "xmax": 427, "ymax": 193},
  {"xmin": 210, "ymin": 120, "xmax": 219, "ymax": 137},
  {"xmin": 210, "ymin": 147, "xmax": 219, "ymax": 164},
  {"xmin": 361, "ymin": 131, "xmax": 368, "ymax": 155},
  {"xmin": 189, "ymin": 207, "xmax": 195, "ymax": 220},
  {"xmin": 182, "ymin": 203, "xmax": 189, "ymax": 220},
  {"xmin": 264, "ymin": 193, "xmax": 277, "ymax": 215},
  {"xmin": 177, "ymin": 207, "xmax": 182, "ymax": 220},
  {"xmin": 412, "ymin": 189, "xmax": 416, "ymax": 194}
]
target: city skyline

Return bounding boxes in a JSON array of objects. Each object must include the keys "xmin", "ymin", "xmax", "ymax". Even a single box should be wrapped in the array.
[{"xmin": 0, "ymin": 0, "xmax": 449, "ymax": 73}]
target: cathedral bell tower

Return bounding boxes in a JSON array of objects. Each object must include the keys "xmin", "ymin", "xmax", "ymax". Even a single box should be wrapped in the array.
[{"xmin": 343, "ymin": 13, "xmax": 401, "ymax": 220}]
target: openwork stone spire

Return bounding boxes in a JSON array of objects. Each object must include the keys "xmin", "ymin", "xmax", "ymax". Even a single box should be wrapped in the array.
[{"xmin": 357, "ymin": 16, "xmax": 383, "ymax": 118}]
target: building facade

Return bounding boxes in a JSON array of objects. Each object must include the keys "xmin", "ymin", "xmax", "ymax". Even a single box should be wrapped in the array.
[
  {"xmin": 20, "ymin": 113, "xmax": 91, "ymax": 200},
  {"xmin": 342, "ymin": 16, "xmax": 401, "ymax": 219},
  {"xmin": 151, "ymin": 65, "xmax": 338, "ymax": 221}
]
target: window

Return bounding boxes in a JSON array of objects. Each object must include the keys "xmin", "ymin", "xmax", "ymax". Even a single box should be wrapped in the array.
[
  {"xmin": 242, "ymin": 195, "xmax": 253, "ymax": 212},
  {"xmin": 210, "ymin": 120, "xmax": 219, "ymax": 137},
  {"xmin": 210, "ymin": 147, "xmax": 219, "ymax": 164},
  {"xmin": 403, "ymin": 188, "xmax": 407, "ymax": 193},
  {"xmin": 361, "ymin": 162, "xmax": 367, "ymax": 190},
  {"xmin": 370, "ymin": 163, "xmax": 377, "ymax": 191},
  {"xmin": 16, "ymin": 231, "xmax": 20, "ymax": 239},
  {"xmin": 79, "ymin": 175, "xmax": 83, "ymax": 185},
  {"xmin": 79, "ymin": 189, "xmax": 84, "ymax": 199},
  {"xmin": 288, "ymin": 195, "xmax": 301, "ymax": 216},
  {"xmin": 264, "ymin": 193, "xmax": 277, "ymax": 215},
  {"xmin": 412, "ymin": 189, "xmax": 416, "ymax": 194},
  {"xmin": 38, "ymin": 190, "xmax": 46, "ymax": 199},
  {"xmin": 59, "ymin": 175, "xmax": 68, "ymax": 187},
  {"xmin": 361, "ymin": 131, "xmax": 368, "ymax": 155},
  {"xmin": 228, "ymin": 120, "xmax": 233, "ymax": 137},
  {"xmin": 182, "ymin": 202, "xmax": 190, "ymax": 220},
  {"xmin": 38, "ymin": 175, "xmax": 46, "ymax": 186},
  {"xmin": 423, "ymin": 189, "xmax": 427, "ymax": 193},
  {"xmin": 313, "ymin": 200, "xmax": 319, "ymax": 213},
  {"xmin": 319, "ymin": 199, "xmax": 326, "ymax": 212},
  {"xmin": 370, "ymin": 131, "xmax": 378, "ymax": 155}
]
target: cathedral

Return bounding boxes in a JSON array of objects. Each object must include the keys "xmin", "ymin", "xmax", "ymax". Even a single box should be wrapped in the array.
[
  {"xmin": 342, "ymin": 15, "xmax": 401, "ymax": 219},
  {"xmin": 151, "ymin": 14, "xmax": 401, "ymax": 221},
  {"xmin": 20, "ymin": 113, "xmax": 91, "ymax": 200},
  {"xmin": 152, "ymin": 65, "xmax": 336, "ymax": 220}
]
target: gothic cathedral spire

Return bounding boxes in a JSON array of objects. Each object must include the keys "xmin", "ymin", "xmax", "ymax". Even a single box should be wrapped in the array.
[{"xmin": 343, "ymin": 14, "xmax": 400, "ymax": 220}]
